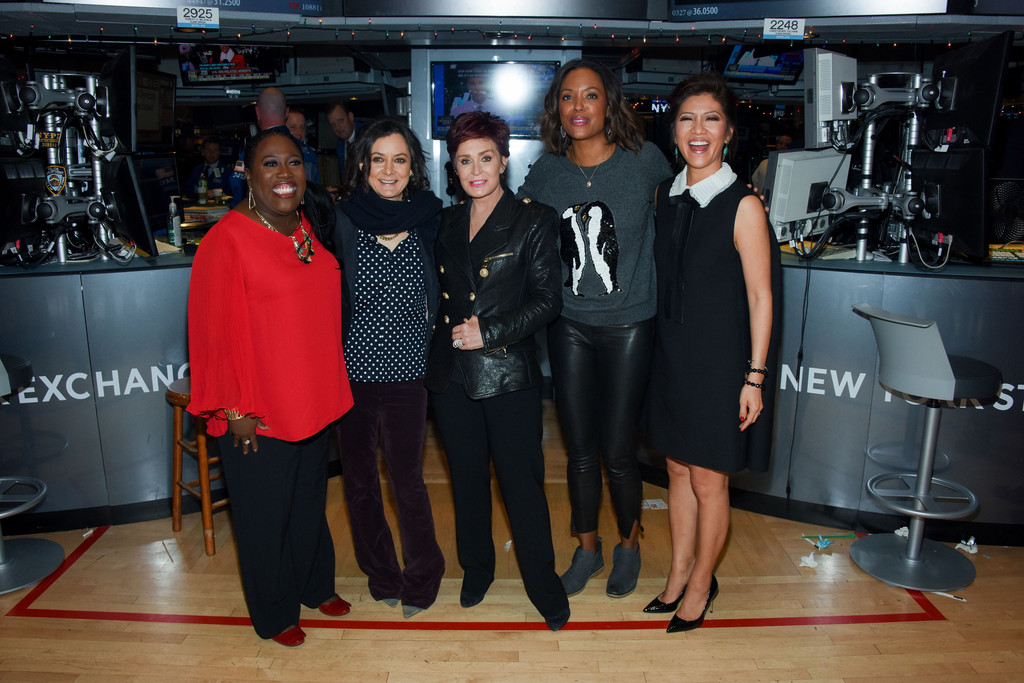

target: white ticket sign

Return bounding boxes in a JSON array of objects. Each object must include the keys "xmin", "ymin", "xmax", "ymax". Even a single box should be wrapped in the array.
[
  {"xmin": 763, "ymin": 17, "xmax": 805, "ymax": 40},
  {"xmin": 177, "ymin": 5, "xmax": 220, "ymax": 30}
]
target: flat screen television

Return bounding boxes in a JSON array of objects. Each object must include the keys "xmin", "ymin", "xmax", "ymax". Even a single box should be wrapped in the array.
[
  {"xmin": 102, "ymin": 154, "xmax": 160, "ymax": 257},
  {"xmin": 724, "ymin": 45, "xmax": 804, "ymax": 85},
  {"xmin": 430, "ymin": 61, "xmax": 559, "ymax": 140},
  {"xmin": 177, "ymin": 44, "xmax": 277, "ymax": 87}
]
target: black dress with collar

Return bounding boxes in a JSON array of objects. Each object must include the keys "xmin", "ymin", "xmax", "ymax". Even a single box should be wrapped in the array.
[{"xmin": 424, "ymin": 191, "xmax": 562, "ymax": 400}]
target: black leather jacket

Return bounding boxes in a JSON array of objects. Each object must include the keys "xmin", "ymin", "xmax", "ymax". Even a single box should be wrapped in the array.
[{"xmin": 424, "ymin": 191, "xmax": 561, "ymax": 399}]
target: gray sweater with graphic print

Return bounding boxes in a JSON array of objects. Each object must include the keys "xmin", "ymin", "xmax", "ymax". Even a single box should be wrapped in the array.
[{"xmin": 517, "ymin": 142, "xmax": 672, "ymax": 326}]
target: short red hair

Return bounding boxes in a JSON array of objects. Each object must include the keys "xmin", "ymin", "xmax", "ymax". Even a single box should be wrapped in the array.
[{"xmin": 445, "ymin": 111, "xmax": 510, "ymax": 159}]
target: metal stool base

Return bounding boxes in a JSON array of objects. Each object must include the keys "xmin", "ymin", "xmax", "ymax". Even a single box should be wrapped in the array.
[
  {"xmin": 0, "ymin": 537, "xmax": 65, "ymax": 595},
  {"xmin": 850, "ymin": 533, "xmax": 975, "ymax": 592}
]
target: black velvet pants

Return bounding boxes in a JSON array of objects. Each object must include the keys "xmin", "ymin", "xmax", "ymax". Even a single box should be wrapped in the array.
[{"xmin": 335, "ymin": 379, "xmax": 444, "ymax": 609}]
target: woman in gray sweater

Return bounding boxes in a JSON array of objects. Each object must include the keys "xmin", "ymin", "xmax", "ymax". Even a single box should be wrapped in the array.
[{"xmin": 518, "ymin": 58, "xmax": 672, "ymax": 599}]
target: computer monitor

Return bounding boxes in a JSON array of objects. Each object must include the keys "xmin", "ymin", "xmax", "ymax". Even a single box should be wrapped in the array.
[
  {"xmin": 132, "ymin": 156, "xmax": 179, "ymax": 238},
  {"xmin": 911, "ymin": 147, "xmax": 988, "ymax": 259},
  {"xmin": 924, "ymin": 31, "xmax": 1013, "ymax": 148},
  {"xmin": 723, "ymin": 45, "xmax": 803, "ymax": 85},
  {"xmin": 803, "ymin": 48, "xmax": 858, "ymax": 150},
  {"xmin": 763, "ymin": 148, "xmax": 852, "ymax": 241},
  {"xmin": 101, "ymin": 154, "xmax": 160, "ymax": 257}
]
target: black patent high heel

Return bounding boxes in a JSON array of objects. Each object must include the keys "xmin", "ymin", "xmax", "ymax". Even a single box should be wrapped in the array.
[
  {"xmin": 642, "ymin": 585, "xmax": 686, "ymax": 613},
  {"xmin": 666, "ymin": 575, "xmax": 718, "ymax": 633}
]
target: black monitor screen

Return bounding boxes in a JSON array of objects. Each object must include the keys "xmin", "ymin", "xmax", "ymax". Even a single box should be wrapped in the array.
[
  {"xmin": 102, "ymin": 154, "xmax": 159, "ymax": 257},
  {"xmin": 924, "ymin": 31, "xmax": 1013, "ymax": 148},
  {"xmin": 136, "ymin": 71, "xmax": 176, "ymax": 150},
  {"xmin": 911, "ymin": 147, "xmax": 988, "ymax": 259},
  {"xmin": 724, "ymin": 45, "xmax": 804, "ymax": 85},
  {"xmin": 133, "ymin": 156, "xmax": 180, "ymax": 238},
  {"xmin": 178, "ymin": 44, "xmax": 276, "ymax": 86},
  {"xmin": 430, "ymin": 61, "xmax": 558, "ymax": 140}
]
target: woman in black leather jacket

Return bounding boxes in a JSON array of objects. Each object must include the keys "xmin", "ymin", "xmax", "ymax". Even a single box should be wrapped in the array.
[{"xmin": 424, "ymin": 111, "xmax": 569, "ymax": 631}]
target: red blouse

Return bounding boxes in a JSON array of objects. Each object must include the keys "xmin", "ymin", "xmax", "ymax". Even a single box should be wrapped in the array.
[{"xmin": 187, "ymin": 210, "xmax": 352, "ymax": 439}]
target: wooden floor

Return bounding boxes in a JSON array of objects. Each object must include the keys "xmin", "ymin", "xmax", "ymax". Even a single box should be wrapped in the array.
[{"xmin": 2, "ymin": 402, "xmax": 1023, "ymax": 681}]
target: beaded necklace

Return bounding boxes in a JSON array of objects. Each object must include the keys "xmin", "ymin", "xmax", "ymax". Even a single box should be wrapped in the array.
[{"xmin": 252, "ymin": 207, "xmax": 314, "ymax": 264}]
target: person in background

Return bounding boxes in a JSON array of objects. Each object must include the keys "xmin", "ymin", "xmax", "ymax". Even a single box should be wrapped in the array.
[
  {"xmin": 327, "ymin": 99, "xmax": 357, "ymax": 185},
  {"xmin": 324, "ymin": 117, "xmax": 445, "ymax": 619},
  {"xmin": 517, "ymin": 58, "xmax": 672, "ymax": 600},
  {"xmin": 450, "ymin": 75, "xmax": 501, "ymax": 117},
  {"xmin": 186, "ymin": 137, "xmax": 227, "ymax": 199},
  {"xmin": 425, "ymin": 111, "xmax": 569, "ymax": 631},
  {"xmin": 228, "ymin": 87, "xmax": 291, "ymax": 207},
  {"xmin": 187, "ymin": 128, "xmax": 354, "ymax": 647},
  {"xmin": 643, "ymin": 72, "xmax": 780, "ymax": 633},
  {"xmin": 750, "ymin": 133, "xmax": 792, "ymax": 193},
  {"xmin": 286, "ymin": 108, "xmax": 322, "ymax": 184}
]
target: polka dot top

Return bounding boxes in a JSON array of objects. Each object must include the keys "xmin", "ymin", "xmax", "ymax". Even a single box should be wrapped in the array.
[{"xmin": 345, "ymin": 229, "xmax": 429, "ymax": 382}]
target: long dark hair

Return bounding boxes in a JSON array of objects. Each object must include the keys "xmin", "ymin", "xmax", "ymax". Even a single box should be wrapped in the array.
[
  {"xmin": 538, "ymin": 58, "xmax": 645, "ymax": 156},
  {"xmin": 344, "ymin": 116, "xmax": 430, "ymax": 197},
  {"xmin": 243, "ymin": 127, "xmax": 336, "ymax": 247}
]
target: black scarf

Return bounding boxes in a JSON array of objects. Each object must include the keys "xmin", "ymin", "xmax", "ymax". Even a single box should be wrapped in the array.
[{"xmin": 340, "ymin": 184, "xmax": 441, "ymax": 236}]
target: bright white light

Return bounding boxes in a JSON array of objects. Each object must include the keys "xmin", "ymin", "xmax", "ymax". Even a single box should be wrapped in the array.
[{"xmin": 492, "ymin": 64, "xmax": 529, "ymax": 108}]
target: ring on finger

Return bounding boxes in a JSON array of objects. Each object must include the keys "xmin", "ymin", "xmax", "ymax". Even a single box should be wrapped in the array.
[{"xmin": 453, "ymin": 339, "xmax": 463, "ymax": 349}]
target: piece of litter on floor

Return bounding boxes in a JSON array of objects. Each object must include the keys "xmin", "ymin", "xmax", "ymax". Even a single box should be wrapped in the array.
[
  {"xmin": 82, "ymin": 528, "xmax": 94, "ymax": 538},
  {"xmin": 931, "ymin": 591, "xmax": 967, "ymax": 602},
  {"xmin": 799, "ymin": 551, "xmax": 818, "ymax": 568},
  {"xmin": 955, "ymin": 536, "xmax": 978, "ymax": 554},
  {"xmin": 894, "ymin": 526, "xmax": 909, "ymax": 538},
  {"xmin": 642, "ymin": 498, "xmax": 668, "ymax": 510},
  {"xmin": 504, "ymin": 540, "xmax": 512, "ymax": 551}
]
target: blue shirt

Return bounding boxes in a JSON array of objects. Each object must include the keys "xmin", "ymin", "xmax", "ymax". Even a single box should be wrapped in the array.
[{"xmin": 186, "ymin": 161, "xmax": 228, "ymax": 197}]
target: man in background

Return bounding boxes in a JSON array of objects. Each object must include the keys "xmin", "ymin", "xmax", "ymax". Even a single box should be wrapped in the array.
[
  {"xmin": 327, "ymin": 99, "xmax": 356, "ymax": 184},
  {"xmin": 286, "ymin": 108, "xmax": 321, "ymax": 184},
  {"xmin": 186, "ymin": 137, "xmax": 227, "ymax": 199},
  {"xmin": 228, "ymin": 87, "xmax": 292, "ymax": 207}
]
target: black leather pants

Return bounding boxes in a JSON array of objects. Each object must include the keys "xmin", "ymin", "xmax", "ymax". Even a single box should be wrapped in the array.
[{"xmin": 547, "ymin": 316, "xmax": 653, "ymax": 539}]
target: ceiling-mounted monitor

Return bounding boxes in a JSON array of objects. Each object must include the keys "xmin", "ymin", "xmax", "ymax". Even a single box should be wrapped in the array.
[{"xmin": 668, "ymin": 0, "xmax": 970, "ymax": 20}]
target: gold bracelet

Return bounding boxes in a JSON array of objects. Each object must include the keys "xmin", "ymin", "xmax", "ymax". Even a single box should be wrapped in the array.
[{"xmin": 224, "ymin": 409, "xmax": 244, "ymax": 420}]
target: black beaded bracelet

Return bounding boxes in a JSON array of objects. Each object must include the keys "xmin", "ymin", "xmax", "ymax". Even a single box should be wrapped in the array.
[
  {"xmin": 744, "ymin": 379, "xmax": 764, "ymax": 389},
  {"xmin": 747, "ymin": 366, "xmax": 767, "ymax": 375}
]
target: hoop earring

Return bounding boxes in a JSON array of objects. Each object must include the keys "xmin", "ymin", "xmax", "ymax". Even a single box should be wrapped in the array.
[
  {"xmin": 605, "ymin": 123, "xmax": 612, "ymax": 139},
  {"xmin": 248, "ymin": 188, "xmax": 255, "ymax": 210},
  {"xmin": 559, "ymin": 126, "xmax": 566, "ymax": 140}
]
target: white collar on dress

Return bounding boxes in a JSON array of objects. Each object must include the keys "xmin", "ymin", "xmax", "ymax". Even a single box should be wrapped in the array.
[{"xmin": 668, "ymin": 163, "xmax": 736, "ymax": 208}]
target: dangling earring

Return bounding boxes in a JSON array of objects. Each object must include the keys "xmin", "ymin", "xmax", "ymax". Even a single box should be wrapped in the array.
[
  {"xmin": 248, "ymin": 188, "xmax": 255, "ymax": 210},
  {"xmin": 673, "ymin": 144, "xmax": 679, "ymax": 161},
  {"xmin": 605, "ymin": 123, "xmax": 612, "ymax": 139},
  {"xmin": 722, "ymin": 144, "xmax": 729, "ymax": 160},
  {"xmin": 559, "ymin": 125, "xmax": 566, "ymax": 140}
]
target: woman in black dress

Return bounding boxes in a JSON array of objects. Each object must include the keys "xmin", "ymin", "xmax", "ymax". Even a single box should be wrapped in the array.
[{"xmin": 644, "ymin": 73, "xmax": 781, "ymax": 632}]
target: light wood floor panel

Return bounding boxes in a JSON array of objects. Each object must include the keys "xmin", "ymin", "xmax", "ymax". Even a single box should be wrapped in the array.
[{"xmin": 2, "ymin": 402, "xmax": 1023, "ymax": 681}]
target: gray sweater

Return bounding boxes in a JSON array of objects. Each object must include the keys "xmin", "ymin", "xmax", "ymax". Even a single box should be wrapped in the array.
[{"xmin": 517, "ymin": 142, "xmax": 672, "ymax": 326}]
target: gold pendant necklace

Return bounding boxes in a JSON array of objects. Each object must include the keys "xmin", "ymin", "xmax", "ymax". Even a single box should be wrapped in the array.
[
  {"xmin": 252, "ymin": 207, "xmax": 314, "ymax": 264},
  {"xmin": 377, "ymin": 232, "xmax": 401, "ymax": 241},
  {"xmin": 576, "ymin": 162, "xmax": 602, "ymax": 188}
]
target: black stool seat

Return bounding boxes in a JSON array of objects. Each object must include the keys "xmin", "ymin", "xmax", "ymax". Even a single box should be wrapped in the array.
[{"xmin": 948, "ymin": 355, "xmax": 1002, "ymax": 401}]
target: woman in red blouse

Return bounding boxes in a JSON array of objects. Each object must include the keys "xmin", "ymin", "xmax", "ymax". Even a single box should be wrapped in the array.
[{"xmin": 187, "ymin": 128, "xmax": 354, "ymax": 647}]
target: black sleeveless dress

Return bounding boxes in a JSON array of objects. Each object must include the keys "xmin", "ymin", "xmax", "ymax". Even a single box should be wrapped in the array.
[{"xmin": 645, "ymin": 176, "xmax": 781, "ymax": 473}]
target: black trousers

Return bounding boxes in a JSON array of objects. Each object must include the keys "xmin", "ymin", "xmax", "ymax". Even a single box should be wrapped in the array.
[
  {"xmin": 431, "ymin": 383, "xmax": 568, "ymax": 621},
  {"xmin": 547, "ymin": 316, "xmax": 653, "ymax": 538},
  {"xmin": 218, "ymin": 428, "xmax": 336, "ymax": 639}
]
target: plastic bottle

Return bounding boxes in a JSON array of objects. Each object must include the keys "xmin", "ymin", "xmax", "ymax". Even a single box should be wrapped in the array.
[
  {"xmin": 197, "ymin": 172, "xmax": 208, "ymax": 205},
  {"xmin": 167, "ymin": 196, "xmax": 181, "ymax": 247}
]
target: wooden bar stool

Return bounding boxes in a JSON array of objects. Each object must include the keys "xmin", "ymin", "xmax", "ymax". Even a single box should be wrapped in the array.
[{"xmin": 166, "ymin": 377, "xmax": 227, "ymax": 556}]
